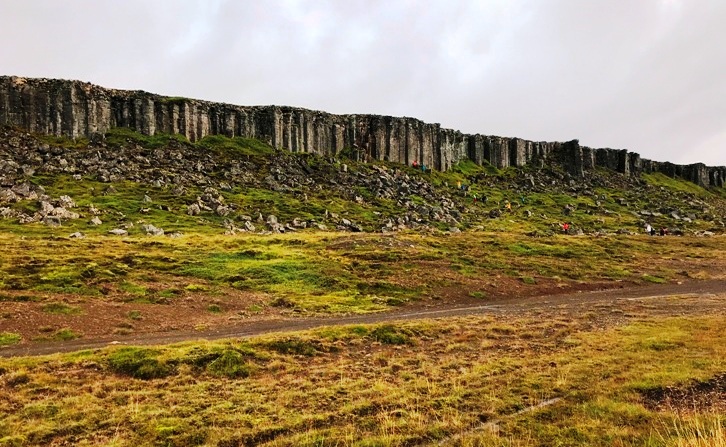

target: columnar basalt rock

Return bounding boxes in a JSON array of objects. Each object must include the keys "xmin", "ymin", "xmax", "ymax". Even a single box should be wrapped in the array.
[{"xmin": 1, "ymin": 75, "xmax": 724, "ymax": 187}]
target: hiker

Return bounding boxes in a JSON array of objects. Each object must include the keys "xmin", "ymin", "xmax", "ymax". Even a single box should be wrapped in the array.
[
  {"xmin": 505, "ymin": 201, "xmax": 512, "ymax": 212},
  {"xmin": 650, "ymin": 226, "xmax": 656, "ymax": 236},
  {"xmin": 645, "ymin": 223, "xmax": 652, "ymax": 235},
  {"xmin": 562, "ymin": 222, "xmax": 570, "ymax": 234},
  {"xmin": 457, "ymin": 180, "xmax": 462, "ymax": 190},
  {"xmin": 520, "ymin": 195, "xmax": 526, "ymax": 205},
  {"xmin": 660, "ymin": 227, "xmax": 667, "ymax": 236},
  {"xmin": 412, "ymin": 160, "xmax": 419, "ymax": 169},
  {"xmin": 421, "ymin": 164, "xmax": 427, "ymax": 173},
  {"xmin": 473, "ymin": 193, "xmax": 478, "ymax": 203}
]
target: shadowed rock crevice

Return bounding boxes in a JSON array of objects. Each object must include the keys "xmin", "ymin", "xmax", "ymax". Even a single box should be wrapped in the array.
[{"xmin": 1, "ymin": 75, "xmax": 724, "ymax": 187}]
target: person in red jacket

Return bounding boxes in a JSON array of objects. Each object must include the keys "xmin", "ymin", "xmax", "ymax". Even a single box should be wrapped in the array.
[{"xmin": 562, "ymin": 222, "xmax": 570, "ymax": 234}]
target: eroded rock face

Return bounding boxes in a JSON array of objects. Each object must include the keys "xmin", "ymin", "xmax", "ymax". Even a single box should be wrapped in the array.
[{"xmin": 1, "ymin": 76, "xmax": 725, "ymax": 187}]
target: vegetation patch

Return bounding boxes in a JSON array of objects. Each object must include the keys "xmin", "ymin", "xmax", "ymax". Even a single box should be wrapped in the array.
[
  {"xmin": 207, "ymin": 304, "xmax": 222, "ymax": 313},
  {"xmin": 260, "ymin": 337, "xmax": 321, "ymax": 356},
  {"xmin": 53, "ymin": 328, "xmax": 81, "ymax": 341},
  {"xmin": 106, "ymin": 347, "xmax": 173, "ymax": 379},
  {"xmin": 206, "ymin": 349, "xmax": 251, "ymax": 378},
  {"xmin": 0, "ymin": 332, "xmax": 21, "ymax": 346},
  {"xmin": 370, "ymin": 324, "xmax": 412, "ymax": 345},
  {"xmin": 41, "ymin": 302, "xmax": 81, "ymax": 315}
]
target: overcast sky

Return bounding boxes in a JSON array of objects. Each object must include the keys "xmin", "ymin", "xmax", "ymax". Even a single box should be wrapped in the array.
[{"xmin": 1, "ymin": 0, "xmax": 724, "ymax": 165}]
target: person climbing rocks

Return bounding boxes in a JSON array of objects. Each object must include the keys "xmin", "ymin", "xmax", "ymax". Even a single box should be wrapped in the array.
[
  {"xmin": 457, "ymin": 180, "xmax": 462, "ymax": 190},
  {"xmin": 562, "ymin": 222, "xmax": 570, "ymax": 234},
  {"xmin": 473, "ymin": 193, "xmax": 478, "ymax": 203},
  {"xmin": 412, "ymin": 160, "xmax": 419, "ymax": 168},
  {"xmin": 505, "ymin": 201, "xmax": 512, "ymax": 212},
  {"xmin": 645, "ymin": 223, "xmax": 653, "ymax": 235}
]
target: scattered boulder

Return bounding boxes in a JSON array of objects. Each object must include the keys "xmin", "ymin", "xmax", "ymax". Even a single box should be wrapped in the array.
[
  {"xmin": 141, "ymin": 224, "xmax": 164, "ymax": 236},
  {"xmin": 186, "ymin": 204, "xmax": 201, "ymax": 216},
  {"xmin": 109, "ymin": 228, "xmax": 128, "ymax": 236}
]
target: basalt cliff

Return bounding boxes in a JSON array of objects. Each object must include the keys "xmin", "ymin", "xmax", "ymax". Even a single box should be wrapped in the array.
[{"xmin": 1, "ymin": 75, "xmax": 724, "ymax": 187}]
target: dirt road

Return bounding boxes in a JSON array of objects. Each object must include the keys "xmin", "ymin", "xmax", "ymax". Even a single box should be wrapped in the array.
[{"xmin": 2, "ymin": 280, "xmax": 724, "ymax": 358}]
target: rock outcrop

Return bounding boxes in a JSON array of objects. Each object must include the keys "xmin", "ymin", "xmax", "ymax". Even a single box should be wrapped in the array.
[{"xmin": 1, "ymin": 75, "xmax": 724, "ymax": 187}]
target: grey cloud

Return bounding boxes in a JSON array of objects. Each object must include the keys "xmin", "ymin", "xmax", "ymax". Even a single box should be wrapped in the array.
[{"xmin": 0, "ymin": 0, "xmax": 724, "ymax": 165}]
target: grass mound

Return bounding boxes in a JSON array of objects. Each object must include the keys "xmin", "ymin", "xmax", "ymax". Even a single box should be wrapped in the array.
[
  {"xmin": 206, "ymin": 349, "xmax": 251, "ymax": 378},
  {"xmin": 106, "ymin": 347, "xmax": 173, "ymax": 379}
]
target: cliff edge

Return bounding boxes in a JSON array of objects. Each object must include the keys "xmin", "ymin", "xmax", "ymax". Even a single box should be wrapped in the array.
[{"xmin": 1, "ymin": 75, "xmax": 723, "ymax": 187}]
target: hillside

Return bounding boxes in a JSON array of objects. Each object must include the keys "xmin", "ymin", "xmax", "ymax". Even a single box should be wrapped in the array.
[
  {"xmin": 1, "ymin": 126, "xmax": 724, "ymax": 240},
  {"xmin": 1, "ymin": 85, "xmax": 725, "ymax": 447}
]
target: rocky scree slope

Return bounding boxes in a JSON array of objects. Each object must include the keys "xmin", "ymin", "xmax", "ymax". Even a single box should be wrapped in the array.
[{"xmin": 0, "ymin": 126, "xmax": 724, "ymax": 236}]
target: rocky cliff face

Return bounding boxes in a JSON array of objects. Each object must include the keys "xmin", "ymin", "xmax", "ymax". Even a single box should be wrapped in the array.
[{"xmin": 1, "ymin": 75, "xmax": 724, "ymax": 187}]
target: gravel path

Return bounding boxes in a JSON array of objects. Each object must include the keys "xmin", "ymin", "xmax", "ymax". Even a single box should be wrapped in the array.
[{"xmin": 2, "ymin": 279, "xmax": 724, "ymax": 358}]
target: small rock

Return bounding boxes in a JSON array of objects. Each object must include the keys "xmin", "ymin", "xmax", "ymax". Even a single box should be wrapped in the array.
[
  {"xmin": 90, "ymin": 217, "xmax": 103, "ymax": 226},
  {"xmin": 109, "ymin": 229, "xmax": 128, "ymax": 236},
  {"xmin": 43, "ymin": 216, "xmax": 62, "ymax": 227},
  {"xmin": 141, "ymin": 224, "xmax": 164, "ymax": 236},
  {"xmin": 186, "ymin": 204, "xmax": 201, "ymax": 216},
  {"xmin": 69, "ymin": 232, "xmax": 84, "ymax": 239}
]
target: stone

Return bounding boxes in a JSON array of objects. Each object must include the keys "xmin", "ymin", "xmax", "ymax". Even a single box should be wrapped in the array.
[
  {"xmin": 43, "ymin": 215, "xmax": 62, "ymax": 226},
  {"xmin": 142, "ymin": 224, "xmax": 164, "ymax": 236},
  {"xmin": 69, "ymin": 232, "xmax": 84, "ymax": 238},
  {"xmin": 90, "ymin": 216, "xmax": 102, "ymax": 225},
  {"xmin": 39, "ymin": 201, "xmax": 55, "ymax": 215},
  {"xmin": 186, "ymin": 204, "xmax": 201, "ymax": 216},
  {"xmin": 109, "ymin": 228, "xmax": 128, "ymax": 236},
  {"xmin": 0, "ymin": 189, "xmax": 18, "ymax": 203}
]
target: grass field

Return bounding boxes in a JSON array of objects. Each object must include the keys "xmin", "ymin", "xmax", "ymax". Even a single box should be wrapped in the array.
[
  {"xmin": 1, "ymin": 130, "xmax": 725, "ymax": 446},
  {"xmin": 0, "ymin": 292, "xmax": 724, "ymax": 446}
]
